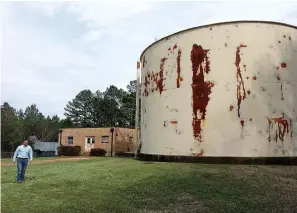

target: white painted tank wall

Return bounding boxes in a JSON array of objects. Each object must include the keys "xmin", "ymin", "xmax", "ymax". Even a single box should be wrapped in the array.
[{"xmin": 140, "ymin": 21, "xmax": 297, "ymax": 157}]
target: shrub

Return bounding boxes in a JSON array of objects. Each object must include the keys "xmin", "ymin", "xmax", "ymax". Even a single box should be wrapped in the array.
[
  {"xmin": 57, "ymin": 146, "xmax": 81, "ymax": 156},
  {"xmin": 89, "ymin": 148, "xmax": 106, "ymax": 156}
]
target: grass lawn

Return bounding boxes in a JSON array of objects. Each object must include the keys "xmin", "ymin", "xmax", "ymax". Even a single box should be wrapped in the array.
[{"xmin": 1, "ymin": 157, "xmax": 297, "ymax": 213}]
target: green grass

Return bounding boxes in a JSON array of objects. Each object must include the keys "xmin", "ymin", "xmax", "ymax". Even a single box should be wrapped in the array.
[{"xmin": 2, "ymin": 158, "xmax": 297, "ymax": 213}]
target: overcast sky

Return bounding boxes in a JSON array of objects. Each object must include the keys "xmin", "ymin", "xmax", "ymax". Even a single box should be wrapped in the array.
[{"xmin": 1, "ymin": 1, "xmax": 297, "ymax": 117}]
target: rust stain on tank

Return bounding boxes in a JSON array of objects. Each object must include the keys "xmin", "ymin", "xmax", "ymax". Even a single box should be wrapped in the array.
[
  {"xmin": 276, "ymin": 74, "xmax": 284, "ymax": 100},
  {"xmin": 173, "ymin": 44, "xmax": 177, "ymax": 50},
  {"xmin": 229, "ymin": 105, "xmax": 234, "ymax": 111},
  {"xmin": 252, "ymin": 76, "xmax": 257, "ymax": 80},
  {"xmin": 235, "ymin": 44, "xmax": 247, "ymax": 118},
  {"xmin": 204, "ymin": 49, "xmax": 210, "ymax": 74},
  {"xmin": 192, "ymin": 149, "xmax": 204, "ymax": 156},
  {"xmin": 249, "ymin": 118, "xmax": 252, "ymax": 122},
  {"xmin": 289, "ymin": 36, "xmax": 291, "ymax": 40},
  {"xmin": 240, "ymin": 120, "xmax": 244, "ymax": 130},
  {"xmin": 170, "ymin": 120, "xmax": 178, "ymax": 124},
  {"xmin": 156, "ymin": 57, "xmax": 167, "ymax": 94},
  {"xmin": 276, "ymin": 66, "xmax": 280, "ymax": 70},
  {"xmin": 281, "ymin": 62, "xmax": 287, "ymax": 68},
  {"xmin": 247, "ymin": 90, "xmax": 251, "ymax": 95},
  {"xmin": 280, "ymin": 83, "xmax": 284, "ymax": 100},
  {"xmin": 191, "ymin": 44, "xmax": 213, "ymax": 143},
  {"xmin": 268, "ymin": 114, "xmax": 292, "ymax": 142},
  {"xmin": 143, "ymin": 74, "xmax": 150, "ymax": 96},
  {"xmin": 176, "ymin": 49, "xmax": 182, "ymax": 88}
]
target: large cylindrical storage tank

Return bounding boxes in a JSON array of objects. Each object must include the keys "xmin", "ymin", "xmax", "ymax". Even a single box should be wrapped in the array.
[{"xmin": 139, "ymin": 21, "xmax": 297, "ymax": 163}]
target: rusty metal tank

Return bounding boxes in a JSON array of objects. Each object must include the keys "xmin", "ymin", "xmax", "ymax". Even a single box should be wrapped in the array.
[{"xmin": 139, "ymin": 21, "xmax": 297, "ymax": 161}]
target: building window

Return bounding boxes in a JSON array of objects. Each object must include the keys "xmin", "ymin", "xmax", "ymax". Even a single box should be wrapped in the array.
[
  {"xmin": 86, "ymin": 136, "xmax": 95, "ymax": 144},
  {"xmin": 87, "ymin": 137, "xmax": 91, "ymax": 144},
  {"xmin": 68, "ymin": 136, "xmax": 74, "ymax": 145},
  {"xmin": 101, "ymin": 136, "xmax": 109, "ymax": 143}
]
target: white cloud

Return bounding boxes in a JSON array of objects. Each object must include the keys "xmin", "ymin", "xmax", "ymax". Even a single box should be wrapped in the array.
[
  {"xmin": 65, "ymin": 1, "xmax": 158, "ymax": 27},
  {"xmin": 24, "ymin": 2, "xmax": 67, "ymax": 17},
  {"xmin": 81, "ymin": 30, "xmax": 104, "ymax": 42}
]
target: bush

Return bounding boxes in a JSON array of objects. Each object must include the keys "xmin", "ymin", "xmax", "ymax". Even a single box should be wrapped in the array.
[
  {"xmin": 89, "ymin": 148, "xmax": 106, "ymax": 156},
  {"xmin": 57, "ymin": 146, "xmax": 81, "ymax": 156}
]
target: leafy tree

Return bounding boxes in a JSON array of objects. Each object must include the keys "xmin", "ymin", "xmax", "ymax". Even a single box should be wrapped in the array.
[
  {"xmin": 127, "ymin": 80, "xmax": 137, "ymax": 93},
  {"xmin": 64, "ymin": 89, "xmax": 96, "ymax": 127},
  {"xmin": 101, "ymin": 85, "xmax": 126, "ymax": 127},
  {"xmin": 92, "ymin": 90, "xmax": 105, "ymax": 127},
  {"xmin": 1, "ymin": 103, "xmax": 22, "ymax": 151},
  {"xmin": 122, "ymin": 80, "xmax": 141, "ymax": 128},
  {"xmin": 60, "ymin": 117, "xmax": 74, "ymax": 128},
  {"xmin": 23, "ymin": 104, "xmax": 44, "ymax": 141},
  {"xmin": 40, "ymin": 115, "xmax": 61, "ymax": 141}
]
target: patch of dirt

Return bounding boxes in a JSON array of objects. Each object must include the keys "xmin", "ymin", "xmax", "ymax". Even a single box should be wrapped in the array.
[{"xmin": 1, "ymin": 157, "xmax": 92, "ymax": 166}]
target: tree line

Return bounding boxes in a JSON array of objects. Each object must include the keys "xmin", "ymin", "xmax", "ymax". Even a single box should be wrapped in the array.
[{"xmin": 1, "ymin": 80, "xmax": 139, "ymax": 152}]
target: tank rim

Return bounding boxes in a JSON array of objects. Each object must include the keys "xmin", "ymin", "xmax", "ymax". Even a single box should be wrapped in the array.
[{"xmin": 139, "ymin": 20, "xmax": 297, "ymax": 61}]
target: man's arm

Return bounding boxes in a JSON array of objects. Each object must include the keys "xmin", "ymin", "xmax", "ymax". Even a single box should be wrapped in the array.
[
  {"xmin": 29, "ymin": 147, "xmax": 33, "ymax": 162},
  {"xmin": 12, "ymin": 146, "xmax": 20, "ymax": 163}
]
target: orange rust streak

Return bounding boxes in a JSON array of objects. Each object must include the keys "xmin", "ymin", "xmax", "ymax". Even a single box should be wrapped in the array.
[
  {"xmin": 143, "ymin": 74, "xmax": 150, "ymax": 97},
  {"xmin": 281, "ymin": 62, "xmax": 287, "ymax": 68},
  {"xmin": 176, "ymin": 49, "xmax": 182, "ymax": 88},
  {"xmin": 192, "ymin": 149, "xmax": 204, "ymax": 156},
  {"xmin": 268, "ymin": 115, "xmax": 291, "ymax": 142},
  {"xmin": 170, "ymin": 120, "xmax": 178, "ymax": 124},
  {"xmin": 191, "ymin": 44, "xmax": 213, "ymax": 143},
  {"xmin": 240, "ymin": 120, "xmax": 244, "ymax": 131},
  {"xmin": 150, "ymin": 58, "xmax": 167, "ymax": 95},
  {"xmin": 229, "ymin": 105, "xmax": 234, "ymax": 111},
  {"xmin": 235, "ymin": 44, "xmax": 247, "ymax": 118},
  {"xmin": 280, "ymin": 83, "xmax": 284, "ymax": 100}
]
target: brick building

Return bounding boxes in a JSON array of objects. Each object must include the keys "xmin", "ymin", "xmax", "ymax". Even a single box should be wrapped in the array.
[{"xmin": 58, "ymin": 127, "xmax": 136, "ymax": 156}]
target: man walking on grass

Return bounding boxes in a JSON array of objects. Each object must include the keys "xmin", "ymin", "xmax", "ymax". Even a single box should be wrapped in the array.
[{"xmin": 12, "ymin": 140, "xmax": 33, "ymax": 183}]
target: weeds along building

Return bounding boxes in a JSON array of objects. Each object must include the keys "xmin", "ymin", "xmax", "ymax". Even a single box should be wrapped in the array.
[
  {"xmin": 59, "ymin": 128, "xmax": 135, "ymax": 156},
  {"xmin": 138, "ymin": 21, "xmax": 297, "ymax": 164}
]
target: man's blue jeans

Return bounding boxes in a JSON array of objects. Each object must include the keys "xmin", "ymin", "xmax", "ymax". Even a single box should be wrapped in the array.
[{"xmin": 17, "ymin": 158, "xmax": 28, "ymax": 182}]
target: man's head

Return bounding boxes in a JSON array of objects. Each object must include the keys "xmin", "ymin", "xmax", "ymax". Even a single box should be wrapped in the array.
[{"xmin": 23, "ymin": 140, "xmax": 29, "ymax": 146}]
